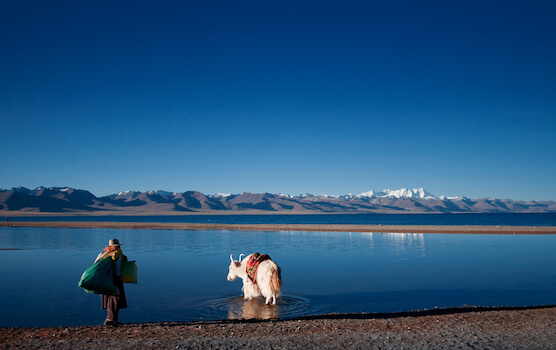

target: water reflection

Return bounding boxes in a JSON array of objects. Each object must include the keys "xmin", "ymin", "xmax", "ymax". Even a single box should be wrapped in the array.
[
  {"xmin": 1, "ymin": 227, "xmax": 555, "ymax": 328},
  {"xmin": 201, "ymin": 296, "xmax": 311, "ymax": 321},
  {"xmin": 228, "ymin": 298, "xmax": 279, "ymax": 320},
  {"xmin": 366, "ymin": 232, "xmax": 426, "ymax": 256}
]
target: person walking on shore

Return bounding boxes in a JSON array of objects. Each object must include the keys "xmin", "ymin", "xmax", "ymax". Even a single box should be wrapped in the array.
[{"xmin": 95, "ymin": 239, "xmax": 128, "ymax": 326}]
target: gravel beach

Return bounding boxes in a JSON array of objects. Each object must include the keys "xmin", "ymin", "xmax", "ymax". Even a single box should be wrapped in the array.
[{"xmin": 1, "ymin": 306, "xmax": 555, "ymax": 349}]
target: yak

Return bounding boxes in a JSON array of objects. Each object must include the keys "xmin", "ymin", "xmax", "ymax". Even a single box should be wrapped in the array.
[{"xmin": 227, "ymin": 253, "xmax": 282, "ymax": 305}]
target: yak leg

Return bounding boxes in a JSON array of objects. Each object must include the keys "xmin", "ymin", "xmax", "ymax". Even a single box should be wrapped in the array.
[
  {"xmin": 265, "ymin": 294, "xmax": 276, "ymax": 305},
  {"xmin": 242, "ymin": 281, "xmax": 259, "ymax": 300}
]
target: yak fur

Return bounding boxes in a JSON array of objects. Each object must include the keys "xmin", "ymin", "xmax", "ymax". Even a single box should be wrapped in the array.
[{"xmin": 227, "ymin": 253, "xmax": 282, "ymax": 305}]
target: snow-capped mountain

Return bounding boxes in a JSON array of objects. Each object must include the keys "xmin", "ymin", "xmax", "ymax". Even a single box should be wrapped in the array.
[
  {"xmin": 210, "ymin": 193, "xmax": 232, "ymax": 198},
  {"xmin": 1, "ymin": 186, "xmax": 555, "ymax": 213},
  {"xmin": 357, "ymin": 188, "xmax": 436, "ymax": 199}
]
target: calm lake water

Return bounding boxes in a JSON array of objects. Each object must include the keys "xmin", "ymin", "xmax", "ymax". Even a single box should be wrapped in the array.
[
  {"xmin": 6, "ymin": 212, "xmax": 556, "ymax": 226},
  {"xmin": 1, "ymin": 226, "xmax": 555, "ymax": 328}
]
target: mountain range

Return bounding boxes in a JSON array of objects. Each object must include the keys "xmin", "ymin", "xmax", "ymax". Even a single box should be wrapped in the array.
[{"xmin": 1, "ymin": 186, "xmax": 555, "ymax": 214}]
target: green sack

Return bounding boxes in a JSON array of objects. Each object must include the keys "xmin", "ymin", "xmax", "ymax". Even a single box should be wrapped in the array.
[
  {"xmin": 122, "ymin": 260, "xmax": 137, "ymax": 284},
  {"xmin": 78, "ymin": 257, "xmax": 118, "ymax": 295}
]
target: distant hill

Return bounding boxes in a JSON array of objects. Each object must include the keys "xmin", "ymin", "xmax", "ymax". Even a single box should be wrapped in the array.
[{"xmin": 1, "ymin": 186, "xmax": 555, "ymax": 214}]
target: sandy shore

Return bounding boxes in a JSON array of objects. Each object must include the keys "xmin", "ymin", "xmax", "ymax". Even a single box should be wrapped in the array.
[
  {"xmin": 1, "ymin": 221, "xmax": 555, "ymax": 234},
  {"xmin": 1, "ymin": 306, "xmax": 555, "ymax": 349}
]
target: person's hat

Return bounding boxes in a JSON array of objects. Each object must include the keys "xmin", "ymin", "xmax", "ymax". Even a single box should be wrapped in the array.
[{"xmin": 108, "ymin": 239, "xmax": 121, "ymax": 247}]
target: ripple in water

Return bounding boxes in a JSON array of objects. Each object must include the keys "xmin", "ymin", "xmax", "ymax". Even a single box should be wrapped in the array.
[{"xmin": 197, "ymin": 296, "xmax": 312, "ymax": 321}]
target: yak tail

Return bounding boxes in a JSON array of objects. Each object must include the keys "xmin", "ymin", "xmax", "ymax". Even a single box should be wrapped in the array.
[{"xmin": 271, "ymin": 266, "xmax": 282, "ymax": 295}]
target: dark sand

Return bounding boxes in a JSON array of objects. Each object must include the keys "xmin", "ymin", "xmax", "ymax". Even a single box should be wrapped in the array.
[{"xmin": 1, "ymin": 306, "xmax": 555, "ymax": 349}]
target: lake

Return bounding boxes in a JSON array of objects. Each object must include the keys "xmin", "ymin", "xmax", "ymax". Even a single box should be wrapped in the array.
[
  {"xmin": 5, "ymin": 212, "xmax": 556, "ymax": 226},
  {"xmin": 1, "ymin": 226, "xmax": 555, "ymax": 328}
]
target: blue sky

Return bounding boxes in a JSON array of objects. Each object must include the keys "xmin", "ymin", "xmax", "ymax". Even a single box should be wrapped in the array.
[{"xmin": 1, "ymin": 1, "xmax": 555, "ymax": 200}]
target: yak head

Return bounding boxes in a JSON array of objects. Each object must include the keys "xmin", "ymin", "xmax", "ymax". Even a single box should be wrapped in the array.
[{"xmin": 227, "ymin": 254, "xmax": 245, "ymax": 281}]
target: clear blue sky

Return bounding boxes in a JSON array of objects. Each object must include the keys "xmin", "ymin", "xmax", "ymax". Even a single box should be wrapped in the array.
[{"xmin": 1, "ymin": 1, "xmax": 555, "ymax": 200}]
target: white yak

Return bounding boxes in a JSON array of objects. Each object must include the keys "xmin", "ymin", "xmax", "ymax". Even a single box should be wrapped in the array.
[{"xmin": 227, "ymin": 253, "xmax": 282, "ymax": 305}]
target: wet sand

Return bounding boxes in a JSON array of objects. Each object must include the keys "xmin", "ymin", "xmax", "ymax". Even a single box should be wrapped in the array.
[
  {"xmin": 1, "ymin": 221, "xmax": 555, "ymax": 234},
  {"xmin": 1, "ymin": 306, "xmax": 555, "ymax": 349}
]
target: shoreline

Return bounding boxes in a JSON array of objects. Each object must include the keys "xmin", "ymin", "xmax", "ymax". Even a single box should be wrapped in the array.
[
  {"xmin": 4, "ymin": 210, "xmax": 552, "ymax": 216},
  {"xmin": 2, "ymin": 306, "xmax": 555, "ymax": 349},
  {"xmin": 1, "ymin": 221, "xmax": 555, "ymax": 234}
]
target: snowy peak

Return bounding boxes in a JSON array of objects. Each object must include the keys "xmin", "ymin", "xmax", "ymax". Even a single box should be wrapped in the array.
[
  {"xmin": 210, "ymin": 193, "xmax": 232, "ymax": 198},
  {"xmin": 357, "ymin": 188, "xmax": 436, "ymax": 199},
  {"xmin": 117, "ymin": 190, "xmax": 140, "ymax": 196},
  {"xmin": 439, "ymin": 195, "xmax": 466, "ymax": 201},
  {"xmin": 2, "ymin": 186, "xmax": 555, "ymax": 213}
]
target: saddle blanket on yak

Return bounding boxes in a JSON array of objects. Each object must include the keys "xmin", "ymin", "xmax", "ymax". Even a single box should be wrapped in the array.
[{"xmin": 246, "ymin": 253, "xmax": 271, "ymax": 284}]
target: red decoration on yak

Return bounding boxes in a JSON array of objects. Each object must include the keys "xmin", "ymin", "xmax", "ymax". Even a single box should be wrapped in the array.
[{"xmin": 246, "ymin": 252, "xmax": 271, "ymax": 284}]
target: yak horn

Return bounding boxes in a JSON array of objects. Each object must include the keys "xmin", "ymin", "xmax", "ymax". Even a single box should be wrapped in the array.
[
  {"xmin": 230, "ymin": 254, "xmax": 234, "ymax": 262},
  {"xmin": 239, "ymin": 253, "xmax": 245, "ymax": 261}
]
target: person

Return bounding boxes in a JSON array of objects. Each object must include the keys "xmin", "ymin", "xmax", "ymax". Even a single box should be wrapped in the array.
[{"xmin": 95, "ymin": 239, "xmax": 127, "ymax": 326}]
